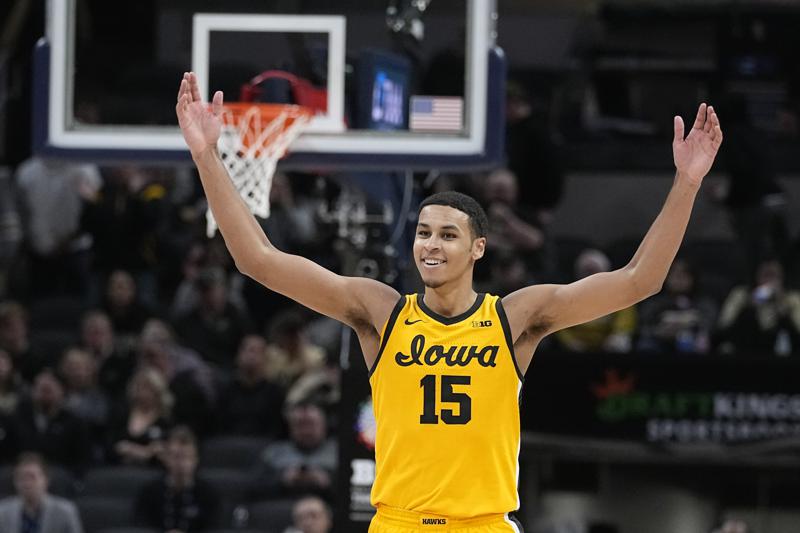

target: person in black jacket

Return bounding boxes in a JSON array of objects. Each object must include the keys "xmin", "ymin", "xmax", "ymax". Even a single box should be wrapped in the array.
[
  {"xmin": 13, "ymin": 369, "xmax": 89, "ymax": 475},
  {"xmin": 218, "ymin": 334, "xmax": 285, "ymax": 437},
  {"xmin": 134, "ymin": 425, "xmax": 219, "ymax": 532}
]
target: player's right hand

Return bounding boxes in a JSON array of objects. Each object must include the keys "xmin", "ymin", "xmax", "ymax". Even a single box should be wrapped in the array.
[{"xmin": 176, "ymin": 71, "xmax": 223, "ymax": 158}]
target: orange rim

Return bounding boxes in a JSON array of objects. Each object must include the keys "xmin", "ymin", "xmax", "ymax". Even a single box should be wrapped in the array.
[
  {"xmin": 221, "ymin": 102, "xmax": 313, "ymax": 123},
  {"xmin": 220, "ymin": 103, "xmax": 312, "ymax": 152}
]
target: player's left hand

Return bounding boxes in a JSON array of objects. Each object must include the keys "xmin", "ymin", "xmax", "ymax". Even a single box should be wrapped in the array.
[{"xmin": 673, "ymin": 103, "xmax": 723, "ymax": 187}]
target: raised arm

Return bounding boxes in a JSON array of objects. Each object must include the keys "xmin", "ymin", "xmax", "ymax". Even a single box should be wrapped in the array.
[
  {"xmin": 175, "ymin": 72, "xmax": 399, "ymax": 336},
  {"xmin": 503, "ymin": 104, "xmax": 723, "ymax": 363}
]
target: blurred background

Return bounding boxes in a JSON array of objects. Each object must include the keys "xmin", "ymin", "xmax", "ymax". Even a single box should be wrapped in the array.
[{"xmin": 1, "ymin": 1, "xmax": 800, "ymax": 533}]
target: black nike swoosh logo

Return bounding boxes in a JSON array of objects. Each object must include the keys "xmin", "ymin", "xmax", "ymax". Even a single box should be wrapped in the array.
[{"xmin": 404, "ymin": 318, "xmax": 424, "ymax": 325}]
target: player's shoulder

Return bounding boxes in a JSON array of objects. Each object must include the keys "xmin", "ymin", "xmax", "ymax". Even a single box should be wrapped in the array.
[{"xmin": 344, "ymin": 277, "xmax": 403, "ymax": 330}]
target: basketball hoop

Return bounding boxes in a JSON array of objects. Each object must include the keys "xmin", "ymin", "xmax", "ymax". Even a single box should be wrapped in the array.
[{"xmin": 207, "ymin": 102, "xmax": 312, "ymax": 237}]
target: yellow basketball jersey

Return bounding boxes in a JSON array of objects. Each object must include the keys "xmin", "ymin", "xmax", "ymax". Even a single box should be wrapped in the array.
[{"xmin": 369, "ymin": 293, "xmax": 523, "ymax": 517}]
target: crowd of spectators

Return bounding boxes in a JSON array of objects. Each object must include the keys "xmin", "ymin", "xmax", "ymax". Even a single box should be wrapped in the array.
[
  {"xmin": 0, "ymin": 159, "xmax": 343, "ymax": 532},
  {"xmin": 0, "ymin": 145, "xmax": 798, "ymax": 531}
]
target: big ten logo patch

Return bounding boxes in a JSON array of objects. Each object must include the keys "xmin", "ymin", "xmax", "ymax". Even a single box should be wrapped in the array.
[{"xmin": 471, "ymin": 320, "xmax": 492, "ymax": 328}]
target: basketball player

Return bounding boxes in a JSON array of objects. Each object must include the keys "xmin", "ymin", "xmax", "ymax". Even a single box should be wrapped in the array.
[{"xmin": 176, "ymin": 72, "xmax": 722, "ymax": 532}]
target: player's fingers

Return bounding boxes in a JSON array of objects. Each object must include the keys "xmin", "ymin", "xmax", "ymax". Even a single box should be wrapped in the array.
[
  {"xmin": 175, "ymin": 93, "xmax": 189, "ymax": 116},
  {"xmin": 177, "ymin": 76, "xmax": 187, "ymax": 102},
  {"xmin": 175, "ymin": 93, "xmax": 190, "ymax": 111},
  {"xmin": 709, "ymin": 106, "xmax": 721, "ymax": 129},
  {"xmin": 692, "ymin": 103, "xmax": 707, "ymax": 130},
  {"xmin": 712, "ymin": 125, "xmax": 723, "ymax": 148},
  {"xmin": 211, "ymin": 90, "xmax": 224, "ymax": 116},
  {"xmin": 189, "ymin": 72, "xmax": 203, "ymax": 103},
  {"xmin": 704, "ymin": 105, "xmax": 714, "ymax": 133},
  {"xmin": 673, "ymin": 115, "xmax": 684, "ymax": 143}
]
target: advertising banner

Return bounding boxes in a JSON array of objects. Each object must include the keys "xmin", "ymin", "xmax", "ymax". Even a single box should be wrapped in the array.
[{"xmin": 521, "ymin": 351, "xmax": 800, "ymax": 444}]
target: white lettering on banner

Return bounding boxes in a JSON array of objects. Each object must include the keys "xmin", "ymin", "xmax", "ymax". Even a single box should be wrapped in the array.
[
  {"xmin": 647, "ymin": 419, "xmax": 800, "ymax": 443},
  {"xmin": 713, "ymin": 394, "xmax": 800, "ymax": 420}
]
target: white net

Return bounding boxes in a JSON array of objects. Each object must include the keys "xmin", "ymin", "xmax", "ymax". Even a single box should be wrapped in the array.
[{"xmin": 206, "ymin": 105, "xmax": 311, "ymax": 237}]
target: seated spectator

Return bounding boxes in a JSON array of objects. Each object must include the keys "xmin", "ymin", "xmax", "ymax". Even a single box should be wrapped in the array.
[
  {"xmin": 0, "ymin": 453, "xmax": 83, "ymax": 533},
  {"xmin": 285, "ymin": 364, "xmax": 340, "ymax": 419},
  {"xmin": 101, "ymin": 269, "xmax": 153, "ymax": 339},
  {"xmin": 173, "ymin": 267, "xmax": 252, "ymax": 370},
  {"xmin": 249, "ymin": 402, "xmax": 337, "ymax": 499},
  {"xmin": 170, "ymin": 243, "xmax": 249, "ymax": 322},
  {"xmin": 108, "ymin": 368, "xmax": 171, "ymax": 466},
  {"xmin": 265, "ymin": 311, "xmax": 327, "ymax": 389},
  {"xmin": 60, "ymin": 348, "xmax": 109, "ymax": 428},
  {"xmin": 138, "ymin": 319, "xmax": 216, "ymax": 435},
  {"xmin": 59, "ymin": 348, "xmax": 109, "ymax": 460},
  {"xmin": 134, "ymin": 426, "xmax": 219, "ymax": 532},
  {"xmin": 479, "ymin": 250, "xmax": 535, "ymax": 297},
  {"xmin": 716, "ymin": 259, "xmax": 800, "ymax": 355},
  {"xmin": 170, "ymin": 243, "xmax": 208, "ymax": 320},
  {"xmin": 14, "ymin": 370, "xmax": 89, "ymax": 475},
  {"xmin": 482, "ymin": 168, "xmax": 552, "ymax": 278},
  {"xmin": 637, "ymin": 259, "xmax": 717, "ymax": 354},
  {"xmin": 79, "ymin": 310, "xmax": 135, "ymax": 402},
  {"xmin": 556, "ymin": 249, "xmax": 637, "ymax": 353},
  {"xmin": 0, "ymin": 349, "xmax": 26, "ymax": 415},
  {"xmin": 284, "ymin": 495, "xmax": 333, "ymax": 533},
  {"xmin": 0, "ymin": 301, "xmax": 48, "ymax": 382},
  {"xmin": 219, "ymin": 335, "xmax": 286, "ymax": 437}
]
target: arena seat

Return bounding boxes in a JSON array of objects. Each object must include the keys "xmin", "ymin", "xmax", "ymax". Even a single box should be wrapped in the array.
[
  {"xmin": 76, "ymin": 497, "xmax": 132, "ymax": 533},
  {"xmin": 200, "ymin": 435, "xmax": 270, "ymax": 470},
  {"xmin": 198, "ymin": 467, "xmax": 252, "ymax": 528},
  {"xmin": 247, "ymin": 498, "xmax": 296, "ymax": 532},
  {"xmin": 80, "ymin": 466, "xmax": 160, "ymax": 499}
]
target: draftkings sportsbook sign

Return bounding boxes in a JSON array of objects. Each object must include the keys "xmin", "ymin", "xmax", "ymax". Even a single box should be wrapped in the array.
[{"xmin": 521, "ymin": 352, "xmax": 800, "ymax": 444}]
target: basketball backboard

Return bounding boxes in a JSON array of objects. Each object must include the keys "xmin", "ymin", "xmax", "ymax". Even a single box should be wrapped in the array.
[{"xmin": 34, "ymin": 0, "xmax": 505, "ymax": 170}]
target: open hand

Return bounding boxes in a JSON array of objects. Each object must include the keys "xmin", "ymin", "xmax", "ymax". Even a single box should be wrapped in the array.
[
  {"xmin": 673, "ymin": 103, "xmax": 723, "ymax": 187},
  {"xmin": 176, "ymin": 72, "xmax": 224, "ymax": 157}
]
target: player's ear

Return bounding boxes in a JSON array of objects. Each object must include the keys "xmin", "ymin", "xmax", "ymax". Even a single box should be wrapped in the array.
[{"xmin": 472, "ymin": 237, "xmax": 486, "ymax": 260}]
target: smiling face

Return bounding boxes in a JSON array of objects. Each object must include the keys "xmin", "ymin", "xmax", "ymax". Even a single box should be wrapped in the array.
[{"xmin": 413, "ymin": 205, "xmax": 486, "ymax": 290}]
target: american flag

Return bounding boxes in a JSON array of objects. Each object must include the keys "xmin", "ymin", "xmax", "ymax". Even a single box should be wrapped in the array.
[{"xmin": 409, "ymin": 96, "xmax": 463, "ymax": 132}]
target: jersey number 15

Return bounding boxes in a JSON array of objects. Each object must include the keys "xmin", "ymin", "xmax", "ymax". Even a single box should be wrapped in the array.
[{"xmin": 420, "ymin": 374, "xmax": 472, "ymax": 425}]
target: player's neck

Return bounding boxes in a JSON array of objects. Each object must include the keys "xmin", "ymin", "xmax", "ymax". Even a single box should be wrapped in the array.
[{"xmin": 422, "ymin": 284, "xmax": 478, "ymax": 318}]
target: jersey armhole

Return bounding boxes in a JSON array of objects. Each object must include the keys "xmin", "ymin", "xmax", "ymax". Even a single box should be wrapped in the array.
[
  {"xmin": 495, "ymin": 298, "xmax": 524, "ymax": 382},
  {"xmin": 368, "ymin": 295, "xmax": 407, "ymax": 378}
]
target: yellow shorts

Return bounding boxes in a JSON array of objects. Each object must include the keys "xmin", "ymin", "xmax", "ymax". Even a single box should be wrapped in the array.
[{"xmin": 369, "ymin": 505, "xmax": 524, "ymax": 532}]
